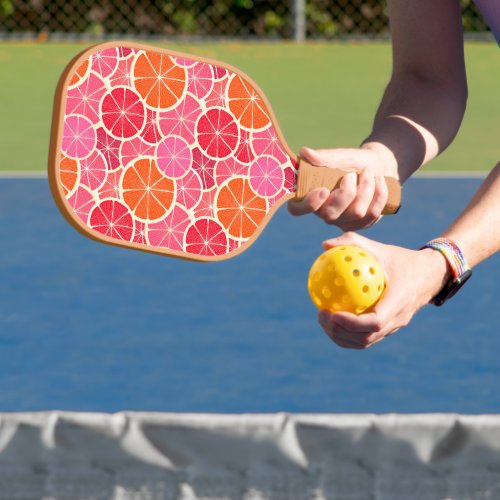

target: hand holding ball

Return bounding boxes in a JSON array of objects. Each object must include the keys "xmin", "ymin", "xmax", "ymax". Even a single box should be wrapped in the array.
[{"xmin": 308, "ymin": 245, "xmax": 385, "ymax": 314}]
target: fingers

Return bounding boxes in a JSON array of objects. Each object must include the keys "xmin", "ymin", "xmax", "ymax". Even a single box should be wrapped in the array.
[
  {"xmin": 288, "ymin": 187, "xmax": 330, "ymax": 216},
  {"xmin": 318, "ymin": 308, "xmax": 398, "ymax": 350},
  {"xmin": 288, "ymin": 147, "xmax": 390, "ymax": 230}
]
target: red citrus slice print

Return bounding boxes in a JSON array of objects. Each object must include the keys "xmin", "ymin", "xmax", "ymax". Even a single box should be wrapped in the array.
[
  {"xmin": 120, "ymin": 137, "xmax": 154, "ymax": 167},
  {"xmin": 69, "ymin": 59, "xmax": 90, "ymax": 87},
  {"xmin": 91, "ymin": 48, "xmax": 119, "ymax": 78},
  {"xmin": 62, "ymin": 115, "xmax": 96, "ymax": 159},
  {"xmin": 133, "ymin": 220, "xmax": 147, "ymax": 245},
  {"xmin": 187, "ymin": 63, "xmax": 214, "ymax": 99},
  {"xmin": 251, "ymin": 125, "xmax": 287, "ymax": 163},
  {"xmin": 133, "ymin": 52, "xmax": 186, "ymax": 109},
  {"xmin": 283, "ymin": 165, "xmax": 297, "ymax": 191},
  {"xmin": 89, "ymin": 199, "xmax": 134, "ymax": 241},
  {"xmin": 213, "ymin": 66, "xmax": 228, "ymax": 80},
  {"xmin": 98, "ymin": 169, "xmax": 121, "ymax": 200},
  {"xmin": 101, "ymin": 87, "xmax": 145, "ymax": 139},
  {"xmin": 214, "ymin": 158, "xmax": 249, "ymax": 185},
  {"xmin": 148, "ymin": 204, "xmax": 191, "ymax": 251},
  {"xmin": 158, "ymin": 93, "xmax": 202, "ymax": 145},
  {"xmin": 117, "ymin": 47, "xmax": 134, "ymax": 58},
  {"xmin": 66, "ymin": 72, "xmax": 107, "ymax": 124},
  {"xmin": 96, "ymin": 127, "xmax": 121, "ymax": 170},
  {"xmin": 185, "ymin": 218, "xmax": 228, "ymax": 257},
  {"xmin": 216, "ymin": 177, "xmax": 267, "ymax": 240},
  {"xmin": 192, "ymin": 148, "xmax": 216, "ymax": 190},
  {"xmin": 227, "ymin": 75, "xmax": 271, "ymax": 130},
  {"xmin": 156, "ymin": 136, "xmax": 192, "ymax": 179},
  {"xmin": 196, "ymin": 108, "xmax": 239, "ymax": 160},
  {"xmin": 235, "ymin": 129, "xmax": 255, "ymax": 164},
  {"xmin": 176, "ymin": 170, "xmax": 202, "ymax": 210},
  {"xmin": 121, "ymin": 158, "xmax": 175, "ymax": 221},
  {"xmin": 80, "ymin": 149, "xmax": 107, "ymax": 191},
  {"xmin": 59, "ymin": 155, "xmax": 79, "ymax": 196},
  {"xmin": 68, "ymin": 185, "xmax": 95, "ymax": 224},
  {"xmin": 141, "ymin": 108, "xmax": 161, "ymax": 144},
  {"xmin": 249, "ymin": 156, "xmax": 284, "ymax": 198}
]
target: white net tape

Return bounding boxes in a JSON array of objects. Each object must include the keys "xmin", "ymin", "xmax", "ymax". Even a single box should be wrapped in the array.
[{"xmin": 0, "ymin": 412, "xmax": 500, "ymax": 499}]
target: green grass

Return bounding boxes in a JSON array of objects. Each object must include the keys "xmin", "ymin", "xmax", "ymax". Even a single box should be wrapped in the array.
[{"xmin": 0, "ymin": 41, "xmax": 497, "ymax": 172}]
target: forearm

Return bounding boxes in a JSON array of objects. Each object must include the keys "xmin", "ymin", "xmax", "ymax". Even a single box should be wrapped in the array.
[
  {"xmin": 441, "ymin": 162, "xmax": 500, "ymax": 267},
  {"xmin": 361, "ymin": 0, "xmax": 467, "ymax": 182},
  {"xmin": 363, "ymin": 73, "xmax": 467, "ymax": 181}
]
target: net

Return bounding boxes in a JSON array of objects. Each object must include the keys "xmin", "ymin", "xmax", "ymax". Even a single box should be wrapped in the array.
[{"xmin": 1, "ymin": 412, "xmax": 500, "ymax": 499}]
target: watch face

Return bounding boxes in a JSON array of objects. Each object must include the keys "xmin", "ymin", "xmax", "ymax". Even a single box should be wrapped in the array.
[{"xmin": 432, "ymin": 269, "xmax": 472, "ymax": 306}]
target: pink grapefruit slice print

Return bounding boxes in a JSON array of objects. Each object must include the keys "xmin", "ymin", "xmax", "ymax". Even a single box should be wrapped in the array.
[
  {"xmin": 79, "ymin": 149, "xmax": 107, "ymax": 191},
  {"xmin": 187, "ymin": 63, "xmax": 214, "ymax": 99},
  {"xmin": 175, "ymin": 169, "xmax": 202, "ymax": 210},
  {"xmin": 62, "ymin": 115, "xmax": 96, "ymax": 159},
  {"xmin": 156, "ymin": 136, "xmax": 192, "ymax": 179},
  {"xmin": 158, "ymin": 93, "xmax": 201, "ymax": 145},
  {"xmin": 66, "ymin": 72, "xmax": 107, "ymax": 124},
  {"xmin": 248, "ymin": 156, "xmax": 284, "ymax": 198},
  {"xmin": 68, "ymin": 185, "xmax": 95, "ymax": 224},
  {"xmin": 91, "ymin": 48, "xmax": 119, "ymax": 78},
  {"xmin": 147, "ymin": 204, "xmax": 191, "ymax": 251}
]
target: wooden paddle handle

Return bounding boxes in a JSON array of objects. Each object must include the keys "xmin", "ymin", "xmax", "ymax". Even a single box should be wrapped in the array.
[{"xmin": 295, "ymin": 157, "xmax": 401, "ymax": 215}]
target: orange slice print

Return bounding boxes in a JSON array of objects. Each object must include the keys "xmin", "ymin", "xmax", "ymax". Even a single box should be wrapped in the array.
[
  {"xmin": 216, "ymin": 177, "xmax": 267, "ymax": 239},
  {"xmin": 227, "ymin": 75, "xmax": 271, "ymax": 130},
  {"xmin": 121, "ymin": 158, "xmax": 175, "ymax": 221},
  {"xmin": 133, "ymin": 52, "xmax": 186, "ymax": 109},
  {"xmin": 69, "ymin": 59, "xmax": 89, "ymax": 87},
  {"xmin": 59, "ymin": 155, "xmax": 79, "ymax": 196}
]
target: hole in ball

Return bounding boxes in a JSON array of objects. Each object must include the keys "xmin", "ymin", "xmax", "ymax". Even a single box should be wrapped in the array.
[
  {"xmin": 362, "ymin": 285, "xmax": 369, "ymax": 293},
  {"xmin": 352, "ymin": 269, "xmax": 360, "ymax": 277}
]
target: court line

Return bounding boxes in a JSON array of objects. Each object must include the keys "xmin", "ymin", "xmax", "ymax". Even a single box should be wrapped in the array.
[{"xmin": 0, "ymin": 171, "xmax": 48, "ymax": 178}]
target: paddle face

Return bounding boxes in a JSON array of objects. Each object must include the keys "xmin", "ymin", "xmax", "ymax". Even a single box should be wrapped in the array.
[{"xmin": 49, "ymin": 42, "xmax": 299, "ymax": 262}]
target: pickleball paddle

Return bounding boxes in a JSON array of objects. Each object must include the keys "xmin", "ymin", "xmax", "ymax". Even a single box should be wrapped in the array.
[{"xmin": 48, "ymin": 41, "xmax": 401, "ymax": 262}]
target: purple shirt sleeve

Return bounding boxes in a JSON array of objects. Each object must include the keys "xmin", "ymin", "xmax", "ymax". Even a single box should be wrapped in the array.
[{"xmin": 473, "ymin": 0, "xmax": 500, "ymax": 45}]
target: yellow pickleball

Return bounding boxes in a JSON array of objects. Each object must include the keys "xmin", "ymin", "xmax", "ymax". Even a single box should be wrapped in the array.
[{"xmin": 308, "ymin": 245, "xmax": 385, "ymax": 314}]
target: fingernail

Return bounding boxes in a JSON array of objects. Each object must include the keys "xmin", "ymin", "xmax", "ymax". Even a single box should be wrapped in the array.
[{"xmin": 318, "ymin": 188, "xmax": 329, "ymax": 201}]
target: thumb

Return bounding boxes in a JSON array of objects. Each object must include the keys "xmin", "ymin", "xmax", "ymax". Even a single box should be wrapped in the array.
[{"xmin": 299, "ymin": 147, "xmax": 366, "ymax": 171}]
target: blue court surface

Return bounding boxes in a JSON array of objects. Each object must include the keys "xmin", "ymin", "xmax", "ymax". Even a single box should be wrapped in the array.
[{"xmin": 0, "ymin": 176, "xmax": 498, "ymax": 413}]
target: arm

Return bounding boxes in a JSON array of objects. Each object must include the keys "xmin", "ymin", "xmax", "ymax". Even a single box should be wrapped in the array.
[
  {"xmin": 318, "ymin": 163, "xmax": 500, "ymax": 349},
  {"xmin": 289, "ymin": 0, "xmax": 468, "ymax": 229}
]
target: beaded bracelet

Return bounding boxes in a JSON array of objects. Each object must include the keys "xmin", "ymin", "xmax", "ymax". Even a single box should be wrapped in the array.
[{"xmin": 421, "ymin": 237, "xmax": 472, "ymax": 306}]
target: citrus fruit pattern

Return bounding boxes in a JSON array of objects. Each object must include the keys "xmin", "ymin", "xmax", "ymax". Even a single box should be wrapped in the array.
[{"xmin": 57, "ymin": 44, "xmax": 297, "ymax": 259}]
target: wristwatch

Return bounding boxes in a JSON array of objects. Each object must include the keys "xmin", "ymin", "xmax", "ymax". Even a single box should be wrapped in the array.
[{"xmin": 421, "ymin": 238, "xmax": 472, "ymax": 306}]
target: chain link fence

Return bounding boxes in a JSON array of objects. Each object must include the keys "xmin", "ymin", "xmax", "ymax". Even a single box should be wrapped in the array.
[{"xmin": 0, "ymin": 0, "xmax": 491, "ymax": 40}]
